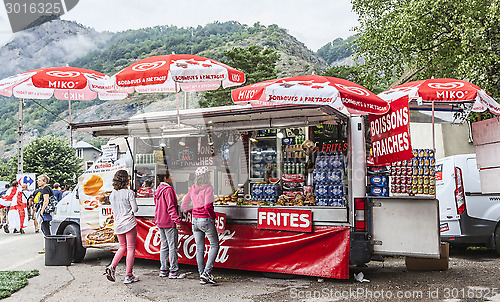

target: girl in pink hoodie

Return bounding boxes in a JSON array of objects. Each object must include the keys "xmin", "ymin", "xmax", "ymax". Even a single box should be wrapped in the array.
[
  {"xmin": 181, "ymin": 166, "xmax": 219, "ymax": 285},
  {"xmin": 154, "ymin": 171, "xmax": 185, "ymax": 279}
]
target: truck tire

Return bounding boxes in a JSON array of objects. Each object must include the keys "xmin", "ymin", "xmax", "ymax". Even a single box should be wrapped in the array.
[
  {"xmin": 63, "ymin": 224, "xmax": 87, "ymax": 263},
  {"xmin": 495, "ymin": 224, "xmax": 500, "ymax": 255}
]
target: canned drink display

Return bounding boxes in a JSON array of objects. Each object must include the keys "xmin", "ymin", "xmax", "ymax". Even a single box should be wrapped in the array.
[
  {"xmin": 418, "ymin": 159, "xmax": 424, "ymax": 166},
  {"xmin": 423, "ymin": 176, "xmax": 429, "ymax": 185},
  {"xmin": 396, "ymin": 167, "xmax": 402, "ymax": 175},
  {"xmin": 412, "ymin": 185, "xmax": 418, "ymax": 194},
  {"xmin": 424, "ymin": 167, "xmax": 429, "ymax": 175},
  {"xmin": 418, "ymin": 167, "xmax": 424, "ymax": 175},
  {"xmin": 418, "ymin": 185, "xmax": 423, "ymax": 194},
  {"xmin": 401, "ymin": 185, "xmax": 407, "ymax": 193},
  {"xmin": 402, "ymin": 160, "xmax": 407, "ymax": 166},
  {"xmin": 393, "ymin": 176, "xmax": 400, "ymax": 184},
  {"xmin": 428, "ymin": 149, "xmax": 435, "ymax": 157},
  {"xmin": 401, "ymin": 177, "xmax": 406, "ymax": 184},
  {"xmin": 424, "ymin": 149, "xmax": 429, "ymax": 157},
  {"xmin": 423, "ymin": 185, "xmax": 429, "ymax": 194},
  {"xmin": 412, "ymin": 177, "xmax": 418, "ymax": 185},
  {"xmin": 401, "ymin": 167, "xmax": 407, "ymax": 175},
  {"xmin": 413, "ymin": 167, "xmax": 419, "ymax": 175},
  {"xmin": 429, "ymin": 185, "xmax": 436, "ymax": 195},
  {"xmin": 407, "ymin": 167, "xmax": 412, "ymax": 175},
  {"xmin": 413, "ymin": 149, "xmax": 418, "ymax": 157},
  {"xmin": 419, "ymin": 149, "xmax": 425, "ymax": 157},
  {"xmin": 418, "ymin": 176, "xmax": 424, "ymax": 185},
  {"xmin": 412, "ymin": 158, "xmax": 419, "ymax": 166},
  {"xmin": 390, "ymin": 184, "xmax": 396, "ymax": 193},
  {"xmin": 424, "ymin": 157, "xmax": 430, "ymax": 166},
  {"xmin": 429, "ymin": 166, "xmax": 435, "ymax": 176},
  {"xmin": 430, "ymin": 158, "xmax": 435, "ymax": 165},
  {"xmin": 406, "ymin": 184, "xmax": 412, "ymax": 192},
  {"xmin": 429, "ymin": 176, "xmax": 435, "ymax": 185},
  {"xmin": 407, "ymin": 176, "xmax": 412, "ymax": 183}
]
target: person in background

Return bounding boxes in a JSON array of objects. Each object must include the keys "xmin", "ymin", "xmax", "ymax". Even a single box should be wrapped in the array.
[
  {"xmin": 38, "ymin": 175, "xmax": 54, "ymax": 236},
  {"xmin": 28, "ymin": 188, "xmax": 41, "ymax": 233},
  {"xmin": 0, "ymin": 183, "xmax": 10, "ymax": 230},
  {"xmin": 136, "ymin": 179, "xmax": 154, "ymax": 198},
  {"xmin": 61, "ymin": 184, "xmax": 71, "ymax": 198},
  {"xmin": 105, "ymin": 170, "xmax": 139, "ymax": 284},
  {"xmin": 0, "ymin": 181, "xmax": 19, "ymax": 233},
  {"xmin": 52, "ymin": 183, "xmax": 63, "ymax": 201},
  {"xmin": 154, "ymin": 171, "xmax": 185, "ymax": 279},
  {"xmin": 181, "ymin": 166, "xmax": 219, "ymax": 285},
  {"xmin": 0, "ymin": 183, "xmax": 8, "ymax": 198}
]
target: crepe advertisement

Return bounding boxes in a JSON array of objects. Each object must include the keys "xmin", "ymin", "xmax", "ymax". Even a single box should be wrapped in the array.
[{"xmin": 78, "ymin": 157, "xmax": 127, "ymax": 248}]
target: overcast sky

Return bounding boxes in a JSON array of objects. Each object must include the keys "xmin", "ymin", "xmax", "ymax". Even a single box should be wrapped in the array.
[{"xmin": 0, "ymin": 0, "xmax": 359, "ymax": 51}]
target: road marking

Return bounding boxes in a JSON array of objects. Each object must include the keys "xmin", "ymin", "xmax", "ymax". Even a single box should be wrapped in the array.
[{"xmin": 5, "ymin": 253, "xmax": 44, "ymax": 270}]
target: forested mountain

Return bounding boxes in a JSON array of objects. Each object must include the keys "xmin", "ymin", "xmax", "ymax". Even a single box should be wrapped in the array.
[{"xmin": 0, "ymin": 19, "xmax": 353, "ymax": 158}]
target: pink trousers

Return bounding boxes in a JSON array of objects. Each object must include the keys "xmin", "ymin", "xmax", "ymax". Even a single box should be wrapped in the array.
[{"xmin": 111, "ymin": 226, "xmax": 137, "ymax": 276}]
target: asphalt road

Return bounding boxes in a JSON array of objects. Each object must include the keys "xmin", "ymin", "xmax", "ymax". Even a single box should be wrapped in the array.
[{"xmin": 0, "ymin": 224, "xmax": 499, "ymax": 301}]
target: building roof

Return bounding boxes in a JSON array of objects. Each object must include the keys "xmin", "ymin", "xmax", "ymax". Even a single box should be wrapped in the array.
[{"xmin": 74, "ymin": 141, "xmax": 102, "ymax": 153}]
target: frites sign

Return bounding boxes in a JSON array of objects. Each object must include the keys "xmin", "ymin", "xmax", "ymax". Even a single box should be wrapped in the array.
[
  {"xmin": 257, "ymin": 208, "xmax": 312, "ymax": 232},
  {"xmin": 369, "ymin": 96, "xmax": 413, "ymax": 165}
]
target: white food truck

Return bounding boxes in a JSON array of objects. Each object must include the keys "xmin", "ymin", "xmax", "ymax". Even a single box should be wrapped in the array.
[{"xmin": 52, "ymin": 104, "xmax": 441, "ymax": 279}]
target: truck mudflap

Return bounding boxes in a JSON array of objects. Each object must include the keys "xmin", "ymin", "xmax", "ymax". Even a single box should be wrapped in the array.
[{"xmin": 135, "ymin": 217, "xmax": 351, "ymax": 279}]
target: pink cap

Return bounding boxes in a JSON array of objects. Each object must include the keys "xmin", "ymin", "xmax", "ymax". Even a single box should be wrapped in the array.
[{"xmin": 195, "ymin": 166, "xmax": 209, "ymax": 176}]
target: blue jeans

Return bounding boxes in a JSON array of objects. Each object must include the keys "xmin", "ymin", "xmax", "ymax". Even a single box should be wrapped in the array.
[
  {"xmin": 192, "ymin": 217, "xmax": 219, "ymax": 276},
  {"xmin": 158, "ymin": 227, "xmax": 179, "ymax": 272}
]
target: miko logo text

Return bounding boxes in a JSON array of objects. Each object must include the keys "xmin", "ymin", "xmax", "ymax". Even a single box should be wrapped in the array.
[{"xmin": 3, "ymin": 0, "xmax": 79, "ymax": 33}]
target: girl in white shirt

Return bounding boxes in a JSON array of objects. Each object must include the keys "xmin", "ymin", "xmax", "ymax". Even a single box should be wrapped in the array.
[{"xmin": 105, "ymin": 170, "xmax": 139, "ymax": 284}]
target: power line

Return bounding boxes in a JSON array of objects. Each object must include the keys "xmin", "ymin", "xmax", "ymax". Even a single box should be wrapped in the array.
[{"xmin": 29, "ymin": 99, "xmax": 70, "ymax": 125}]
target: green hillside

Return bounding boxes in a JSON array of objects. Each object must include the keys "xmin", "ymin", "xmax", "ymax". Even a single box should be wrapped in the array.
[{"xmin": 0, "ymin": 20, "xmax": 355, "ymax": 158}]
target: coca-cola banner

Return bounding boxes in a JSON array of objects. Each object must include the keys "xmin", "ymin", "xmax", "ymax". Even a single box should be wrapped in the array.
[
  {"xmin": 135, "ymin": 217, "xmax": 350, "ymax": 279},
  {"xmin": 369, "ymin": 96, "xmax": 413, "ymax": 165},
  {"xmin": 257, "ymin": 208, "xmax": 312, "ymax": 232}
]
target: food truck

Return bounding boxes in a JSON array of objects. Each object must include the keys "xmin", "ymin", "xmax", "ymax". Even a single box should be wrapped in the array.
[{"xmin": 53, "ymin": 103, "xmax": 441, "ymax": 279}]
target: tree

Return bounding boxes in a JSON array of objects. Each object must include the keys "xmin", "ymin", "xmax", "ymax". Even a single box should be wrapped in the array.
[
  {"xmin": 322, "ymin": 65, "xmax": 389, "ymax": 94},
  {"xmin": 352, "ymin": 0, "xmax": 500, "ymax": 98},
  {"xmin": 201, "ymin": 45, "xmax": 280, "ymax": 107},
  {"xmin": 4, "ymin": 136, "xmax": 83, "ymax": 186}
]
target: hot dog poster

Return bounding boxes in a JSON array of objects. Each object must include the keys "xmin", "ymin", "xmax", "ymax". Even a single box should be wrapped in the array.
[{"xmin": 78, "ymin": 157, "xmax": 127, "ymax": 248}]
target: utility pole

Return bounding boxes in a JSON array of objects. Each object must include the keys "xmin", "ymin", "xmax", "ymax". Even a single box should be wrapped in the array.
[{"xmin": 17, "ymin": 98, "xmax": 23, "ymax": 174}]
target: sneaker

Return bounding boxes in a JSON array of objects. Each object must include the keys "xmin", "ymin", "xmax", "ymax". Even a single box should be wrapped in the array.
[
  {"xmin": 200, "ymin": 278, "xmax": 207, "ymax": 285},
  {"xmin": 124, "ymin": 275, "xmax": 139, "ymax": 284},
  {"xmin": 168, "ymin": 271, "xmax": 186, "ymax": 279},
  {"xmin": 105, "ymin": 265, "xmax": 116, "ymax": 282},
  {"xmin": 3, "ymin": 225, "xmax": 9, "ymax": 233},
  {"xmin": 200, "ymin": 272, "xmax": 216, "ymax": 284},
  {"xmin": 159, "ymin": 270, "xmax": 168, "ymax": 277},
  {"xmin": 13, "ymin": 229, "xmax": 18, "ymax": 233},
  {"xmin": 19, "ymin": 229, "xmax": 25, "ymax": 234}
]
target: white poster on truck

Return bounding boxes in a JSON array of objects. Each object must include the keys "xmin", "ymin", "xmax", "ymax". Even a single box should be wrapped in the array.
[{"xmin": 78, "ymin": 157, "xmax": 127, "ymax": 248}]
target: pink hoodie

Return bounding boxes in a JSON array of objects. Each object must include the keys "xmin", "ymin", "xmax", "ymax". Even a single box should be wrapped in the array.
[
  {"xmin": 154, "ymin": 183, "xmax": 181, "ymax": 228},
  {"xmin": 181, "ymin": 184, "xmax": 216, "ymax": 219}
]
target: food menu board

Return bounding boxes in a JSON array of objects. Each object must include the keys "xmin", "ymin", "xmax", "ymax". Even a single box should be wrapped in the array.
[{"xmin": 78, "ymin": 157, "xmax": 128, "ymax": 248}]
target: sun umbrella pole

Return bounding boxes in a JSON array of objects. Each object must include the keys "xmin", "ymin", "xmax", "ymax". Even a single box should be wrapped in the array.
[
  {"xmin": 432, "ymin": 100, "xmax": 435, "ymax": 151},
  {"xmin": 17, "ymin": 98, "xmax": 23, "ymax": 174},
  {"xmin": 175, "ymin": 82, "xmax": 180, "ymax": 127},
  {"xmin": 69, "ymin": 98, "xmax": 73, "ymax": 147}
]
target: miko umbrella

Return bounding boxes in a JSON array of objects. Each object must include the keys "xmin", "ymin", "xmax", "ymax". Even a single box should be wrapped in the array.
[
  {"xmin": 0, "ymin": 67, "xmax": 128, "ymax": 172},
  {"xmin": 231, "ymin": 75, "xmax": 390, "ymax": 115},
  {"xmin": 378, "ymin": 78, "xmax": 500, "ymax": 149},
  {"xmin": 103, "ymin": 54, "xmax": 246, "ymax": 125}
]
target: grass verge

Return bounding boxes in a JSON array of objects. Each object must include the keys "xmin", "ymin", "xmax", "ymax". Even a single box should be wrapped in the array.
[{"xmin": 0, "ymin": 270, "xmax": 39, "ymax": 299}]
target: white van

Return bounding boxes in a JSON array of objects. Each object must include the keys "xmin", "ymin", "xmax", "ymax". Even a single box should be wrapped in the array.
[{"xmin": 436, "ymin": 154, "xmax": 500, "ymax": 253}]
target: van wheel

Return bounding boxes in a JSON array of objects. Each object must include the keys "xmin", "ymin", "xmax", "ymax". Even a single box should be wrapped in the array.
[
  {"xmin": 63, "ymin": 224, "xmax": 87, "ymax": 263},
  {"xmin": 495, "ymin": 225, "xmax": 500, "ymax": 255}
]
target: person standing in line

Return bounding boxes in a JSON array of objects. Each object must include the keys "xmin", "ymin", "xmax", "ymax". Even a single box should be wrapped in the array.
[
  {"xmin": 52, "ymin": 183, "xmax": 63, "ymax": 201},
  {"xmin": 28, "ymin": 188, "xmax": 41, "ymax": 233},
  {"xmin": 37, "ymin": 175, "xmax": 54, "ymax": 236},
  {"xmin": 105, "ymin": 170, "xmax": 140, "ymax": 284},
  {"xmin": 181, "ymin": 166, "xmax": 219, "ymax": 285},
  {"xmin": 0, "ymin": 181, "xmax": 19, "ymax": 233},
  {"xmin": 154, "ymin": 171, "xmax": 185, "ymax": 279}
]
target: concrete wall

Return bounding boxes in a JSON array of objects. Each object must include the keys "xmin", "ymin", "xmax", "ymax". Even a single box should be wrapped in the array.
[{"xmin": 409, "ymin": 122, "xmax": 474, "ymax": 159}]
